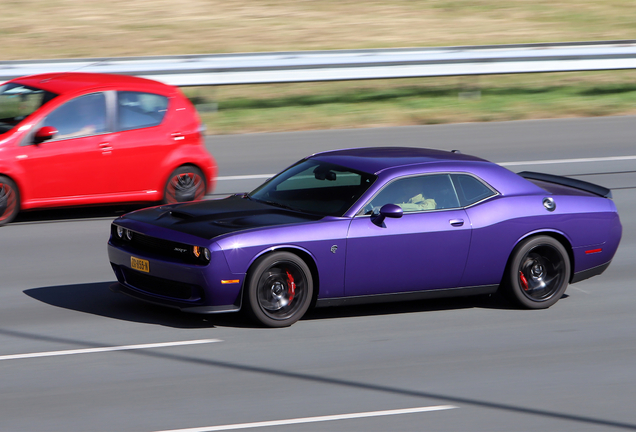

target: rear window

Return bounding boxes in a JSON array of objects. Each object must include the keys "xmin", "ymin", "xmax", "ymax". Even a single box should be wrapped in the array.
[
  {"xmin": 451, "ymin": 174, "xmax": 496, "ymax": 206},
  {"xmin": 117, "ymin": 91, "xmax": 168, "ymax": 131}
]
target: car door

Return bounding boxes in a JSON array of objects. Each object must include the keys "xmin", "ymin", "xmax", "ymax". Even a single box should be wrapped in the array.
[
  {"xmin": 20, "ymin": 92, "xmax": 112, "ymax": 200},
  {"xmin": 345, "ymin": 173, "xmax": 472, "ymax": 296},
  {"xmin": 106, "ymin": 91, "xmax": 172, "ymax": 194}
]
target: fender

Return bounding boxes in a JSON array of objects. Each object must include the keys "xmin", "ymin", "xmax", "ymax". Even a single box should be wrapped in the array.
[{"xmin": 155, "ymin": 144, "xmax": 217, "ymax": 196}]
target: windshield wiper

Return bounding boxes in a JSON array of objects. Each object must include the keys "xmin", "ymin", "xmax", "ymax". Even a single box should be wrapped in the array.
[{"xmin": 250, "ymin": 196, "xmax": 301, "ymax": 212}]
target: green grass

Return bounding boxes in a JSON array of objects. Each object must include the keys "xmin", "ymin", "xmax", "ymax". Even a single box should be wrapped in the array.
[{"xmin": 186, "ymin": 72, "xmax": 636, "ymax": 134}]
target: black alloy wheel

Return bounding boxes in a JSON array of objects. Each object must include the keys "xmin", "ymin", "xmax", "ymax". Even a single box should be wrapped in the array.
[
  {"xmin": 245, "ymin": 252, "xmax": 313, "ymax": 327},
  {"xmin": 0, "ymin": 176, "xmax": 19, "ymax": 226},
  {"xmin": 164, "ymin": 166, "xmax": 206, "ymax": 204},
  {"xmin": 503, "ymin": 235, "xmax": 570, "ymax": 309}
]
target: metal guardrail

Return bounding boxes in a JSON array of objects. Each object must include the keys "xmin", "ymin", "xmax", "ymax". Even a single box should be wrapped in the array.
[{"xmin": 1, "ymin": 40, "xmax": 636, "ymax": 87}]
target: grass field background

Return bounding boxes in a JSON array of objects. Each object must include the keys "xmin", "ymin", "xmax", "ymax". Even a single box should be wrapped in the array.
[{"xmin": 3, "ymin": 1, "xmax": 635, "ymax": 133}]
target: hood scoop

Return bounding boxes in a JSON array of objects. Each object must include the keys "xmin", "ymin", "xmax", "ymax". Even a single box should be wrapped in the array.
[{"xmin": 169, "ymin": 210, "xmax": 195, "ymax": 220}]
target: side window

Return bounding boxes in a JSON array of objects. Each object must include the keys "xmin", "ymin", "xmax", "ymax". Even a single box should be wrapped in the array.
[
  {"xmin": 367, "ymin": 174, "xmax": 460, "ymax": 213},
  {"xmin": 117, "ymin": 91, "xmax": 168, "ymax": 131},
  {"xmin": 44, "ymin": 92, "xmax": 107, "ymax": 140},
  {"xmin": 451, "ymin": 174, "xmax": 496, "ymax": 207}
]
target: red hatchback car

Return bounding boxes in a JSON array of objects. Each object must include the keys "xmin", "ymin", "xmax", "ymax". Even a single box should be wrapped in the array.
[{"xmin": 0, "ymin": 72, "xmax": 216, "ymax": 225}]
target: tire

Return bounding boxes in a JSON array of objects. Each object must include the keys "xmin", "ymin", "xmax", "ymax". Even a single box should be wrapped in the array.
[
  {"xmin": 244, "ymin": 252, "xmax": 313, "ymax": 328},
  {"xmin": 163, "ymin": 166, "xmax": 206, "ymax": 204},
  {"xmin": 0, "ymin": 176, "xmax": 20, "ymax": 226},
  {"xmin": 503, "ymin": 235, "xmax": 570, "ymax": 309}
]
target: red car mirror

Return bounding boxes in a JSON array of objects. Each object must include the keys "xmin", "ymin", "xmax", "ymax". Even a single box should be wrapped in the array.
[{"xmin": 33, "ymin": 126, "xmax": 58, "ymax": 144}]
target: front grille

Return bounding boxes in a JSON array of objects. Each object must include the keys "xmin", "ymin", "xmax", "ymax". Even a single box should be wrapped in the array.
[
  {"xmin": 122, "ymin": 268, "xmax": 203, "ymax": 302},
  {"xmin": 111, "ymin": 225, "xmax": 201, "ymax": 265}
]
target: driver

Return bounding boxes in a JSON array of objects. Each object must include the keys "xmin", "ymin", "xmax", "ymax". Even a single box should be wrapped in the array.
[{"xmin": 398, "ymin": 192, "xmax": 436, "ymax": 211}]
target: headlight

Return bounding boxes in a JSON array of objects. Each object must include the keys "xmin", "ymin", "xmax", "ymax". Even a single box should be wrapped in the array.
[
  {"xmin": 125, "ymin": 229, "xmax": 133, "ymax": 241},
  {"xmin": 116, "ymin": 226, "xmax": 124, "ymax": 238},
  {"xmin": 192, "ymin": 245, "xmax": 211, "ymax": 263}
]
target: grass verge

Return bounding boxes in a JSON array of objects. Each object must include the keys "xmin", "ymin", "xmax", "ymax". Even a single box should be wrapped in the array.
[{"xmin": 184, "ymin": 71, "xmax": 636, "ymax": 134}]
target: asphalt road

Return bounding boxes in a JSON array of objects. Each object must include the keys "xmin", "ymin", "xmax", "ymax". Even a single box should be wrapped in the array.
[{"xmin": 1, "ymin": 116, "xmax": 636, "ymax": 431}]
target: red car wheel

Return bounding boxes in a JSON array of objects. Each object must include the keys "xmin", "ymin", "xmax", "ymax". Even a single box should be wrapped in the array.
[
  {"xmin": 0, "ymin": 176, "xmax": 20, "ymax": 226},
  {"xmin": 164, "ymin": 166, "xmax": 206, "ymax": 204}
]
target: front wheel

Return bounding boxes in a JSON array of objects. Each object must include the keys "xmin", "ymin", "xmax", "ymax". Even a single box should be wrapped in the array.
[
  {"xmin": 502, "ymin": 236, "xmax": 570, "ymax": 309},
  {"xmin": 163, "ymin": 166, "xmax": 206, "ymax": 204},
  {"xmin": 244, "ymin": 252, "xmax": 313, "ymax": 327},
  {"xmin": 0, "ymin": 176, "xmax": 20, "ymax": 226}
]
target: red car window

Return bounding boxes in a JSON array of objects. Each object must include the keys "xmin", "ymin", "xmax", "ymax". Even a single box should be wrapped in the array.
[
  {"xmin": 117, "ymin": 91, "xmax": 168, "ymax": 131},
  {"xmin": 44, "ymin": 92, "xmax": 107, "ymax": 140}
]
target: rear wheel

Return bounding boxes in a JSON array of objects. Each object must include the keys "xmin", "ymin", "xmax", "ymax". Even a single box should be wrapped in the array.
[
  {"xmin": 244, "ymin": 252, "xmax": 313, "ymax": 327},
  {"xmin": 163, "ymin": 166, "xmax": 206, "ymax": 204},
  {"xmin": 0, "ymin": 176, "xmax": 19, "ymax": 226},
  {"xmin": 503, "ymin": 236, "xmax": 570, "ymax": 309}
]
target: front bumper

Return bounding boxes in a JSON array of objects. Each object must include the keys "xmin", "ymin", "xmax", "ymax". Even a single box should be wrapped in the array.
[{"xmin": 108, "ymin": 242, "xmax": 243, "ymax": 314}]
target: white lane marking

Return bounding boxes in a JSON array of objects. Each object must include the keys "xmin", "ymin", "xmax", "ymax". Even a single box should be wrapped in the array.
[
  {"xmin": 500, "ymin": 155, "xmax": 636, "ymax": 167},
  {"xmin": 217, "ymin": 174, "xmax": 274, "ymax": 181},
  {"xmin": 215, "ymin": 155, "xmax": 636, "ymax": 181},
  {"xmin": 0, "ymin": 339, "xmax": 222, "ymax": 362},
  {"xmin": 154, "ymin": 405, "xmax": 458, "ymax": 432}
]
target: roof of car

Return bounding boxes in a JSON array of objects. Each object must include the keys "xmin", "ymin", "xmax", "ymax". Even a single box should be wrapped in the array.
[
  {"xmin": 310, "ymin": 147, "xmax": 489, "ymax": 174},
  {"xmin": 310, "ymin": 146, "xmax": 545, "ymax": 197},
  {"xmin": 12, "ymin": 72, "xmax": 171, "ymax": 95}
]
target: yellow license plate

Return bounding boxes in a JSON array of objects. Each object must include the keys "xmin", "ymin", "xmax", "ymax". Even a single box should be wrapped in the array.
[{"xmin": 131, "ymin": 256, "xmax": 150, "ymax": 273}]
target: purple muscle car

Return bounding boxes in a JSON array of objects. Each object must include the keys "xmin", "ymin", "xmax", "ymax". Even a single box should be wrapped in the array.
[{"xmin": 107, "ymin": 147, "xmax": 622, "ymax": 327}]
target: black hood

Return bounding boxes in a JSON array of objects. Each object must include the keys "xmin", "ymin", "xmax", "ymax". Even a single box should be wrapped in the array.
[{"xmin": 122, "ymin": 195, "xmax": 323, "ymax": 239}]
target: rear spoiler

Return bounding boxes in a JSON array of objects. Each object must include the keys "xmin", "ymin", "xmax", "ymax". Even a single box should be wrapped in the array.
[{"xmin": 518, "ymin": 171, "xmax": 612, "ymax": 199}]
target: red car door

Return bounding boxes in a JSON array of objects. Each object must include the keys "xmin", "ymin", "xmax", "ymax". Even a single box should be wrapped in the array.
[
  {"xmin": 106, "ymin": 91, "xmax": 173, "ymax": 194},
  {"xmin": 19, "ymin": 92, "xmax": 113, "ymax": 202}
]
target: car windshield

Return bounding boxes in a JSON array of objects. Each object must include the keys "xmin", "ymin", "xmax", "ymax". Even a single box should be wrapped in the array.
[
  {"xmin": 0, "ymin": 83, "xmax": 58, "ymax": 134},
  {"xmin": 249, "ymin": 159, "xmax": 377, "ymax": 216}
]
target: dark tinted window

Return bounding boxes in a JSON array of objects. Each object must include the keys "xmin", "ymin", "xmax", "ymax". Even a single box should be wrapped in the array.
[
  {"xmin": 44, "ymin": 92, "xmax": 107, "ymax": 140},
  {"xmin": 452, "ymin": 174, "xmax": 496, "ymax": 206},
  {"xmin": 117, "ymin": 91, "xmax": 168, "ymax": 131},
  {"xmin": 365, "ymin": 174, "xmax": 460, "ymax": 214}
]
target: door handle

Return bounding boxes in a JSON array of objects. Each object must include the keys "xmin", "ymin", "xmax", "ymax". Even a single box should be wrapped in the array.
[
  {"xmin": 171, "ymin": 132, "xmax": 185, "ymax": 141},
  {"xmin": 449, "ymin": 219, "xmax": 464, "ymax": 227},
  {"xmin": 99, "ymin": 142, "xmax": 113, "ymax": 153}
]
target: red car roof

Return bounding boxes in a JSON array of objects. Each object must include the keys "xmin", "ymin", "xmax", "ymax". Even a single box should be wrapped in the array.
[{"xmin": 12, "ymin": 72, "xmax": 173, "ymax": 95}]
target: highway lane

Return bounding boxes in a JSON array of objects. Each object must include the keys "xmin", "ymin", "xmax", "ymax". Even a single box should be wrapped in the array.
[
  {"xmin": 1, "ymin": 117, "xmax": 636, "ymax": 431},
  {"xmin": 208, "ymin": 115, "xmax": 636, "ymax": 194}
]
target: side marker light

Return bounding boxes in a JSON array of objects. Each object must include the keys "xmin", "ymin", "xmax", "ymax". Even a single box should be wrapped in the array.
[{"xmin": 585, "ymin": 248, "xmax": 602, "ymax": 254}]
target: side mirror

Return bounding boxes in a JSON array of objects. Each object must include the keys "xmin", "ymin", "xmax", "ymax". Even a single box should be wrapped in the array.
[
  {"xmin": 371, "ymin": 203, "xmax": 403, "ymax": 226},
  {"xmin": 33, "ymin": 126, "xmax": 58, "ymax": 144}
]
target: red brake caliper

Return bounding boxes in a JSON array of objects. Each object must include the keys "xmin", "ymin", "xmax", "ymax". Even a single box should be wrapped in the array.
[
  {"xmin": 285, "ymin": 270, "xmax": 296, "ymax": 302},
  {"xmin": 519, "ymin": 271, "xmax": 529, "ymax": 291}
]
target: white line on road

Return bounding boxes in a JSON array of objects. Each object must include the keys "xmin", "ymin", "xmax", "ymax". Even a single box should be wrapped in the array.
[
  {"xmin": 154, "ymin": 405, "xmax": 458, "ymax": 432},
  {"xmin": 499, "ymin": 155, "xmax": 636, "ymax": 167},
  {"xmin": 216, "ymin": 174, "xmax": 274, "ymax": 181},
  {"xmin": 0, "ymin": 339, "xmax": 222, "ymax": 362},
  {"xmin": 215, "ymin": 155, "xmax": 636, "ymax": 181}
]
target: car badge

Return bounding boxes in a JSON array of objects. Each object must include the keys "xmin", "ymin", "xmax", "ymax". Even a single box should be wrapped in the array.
[
  {"xmin": 174, "ymin": 247, "xmax": 188, "ymax": 253},
  {"xmin": 330, "ymin": 245, "xmax": 338, "ymax": 254}
]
